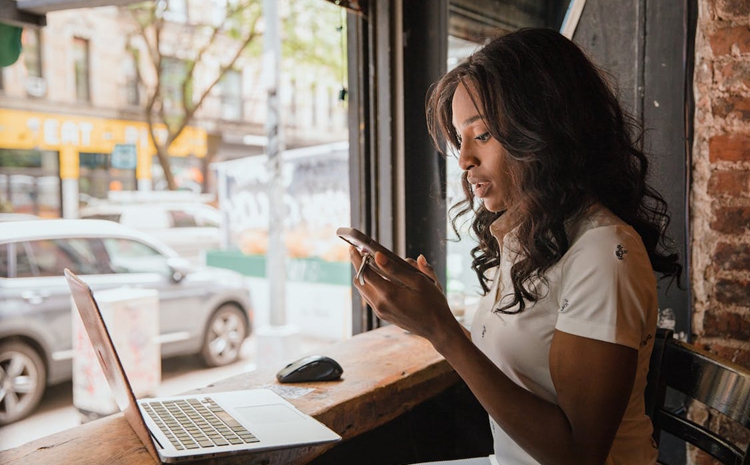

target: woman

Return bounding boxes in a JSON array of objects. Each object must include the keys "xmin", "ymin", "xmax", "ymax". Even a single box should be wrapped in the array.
[{"xmin": 348, "ymin": 28, "xmax": 681, "ymax": 465}]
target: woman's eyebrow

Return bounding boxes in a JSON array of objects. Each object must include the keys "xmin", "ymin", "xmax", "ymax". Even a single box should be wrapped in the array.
[{"xmin": 456, "ymin": 114, "xmax": 483, "ymax": 130}]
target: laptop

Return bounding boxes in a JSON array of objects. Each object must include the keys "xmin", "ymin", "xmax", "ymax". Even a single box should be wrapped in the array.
[{"xmin": 64, "ymin": 269, "xmax": 341, "ymax": 463}]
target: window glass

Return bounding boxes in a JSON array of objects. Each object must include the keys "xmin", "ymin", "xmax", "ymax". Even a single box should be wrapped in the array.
[
  {"xmin": 73, "ymin": 37, "xmax": 90, "ymax": 102},
  {"xmin": 0, "ymin": 244, "xmax": 8, "ymax": 278},
  {"xmin": 161, "ymin": 57, "xmax": 189, "ymax": 115},
  {"xmin": 19, "ymin": 238, "xmax": 99, "ymax": 277},
  {"xmin": 0, "ymin": 149, "xmax": 61, "ymax": 218},
  {"xmin": 16, "ymin": 243, "xmax": 35, "ymax": 277},
  {"xmin": 123, "ymin": 53, "xmax": 139, "ymax": 106},
  {"xmin": 169, "ymin": 210, "xmax": 198, "ymax": 228},
  {"xmin": 23, "ymin": 28, "xmax": 43, "ymax": 79},
  {"xmin": 102, "ymin": 237, "xmax": 171, "ymax": 275},
  {"xmin": 220, "ymin": 69, "xmax": 242, "ymax": 120}
]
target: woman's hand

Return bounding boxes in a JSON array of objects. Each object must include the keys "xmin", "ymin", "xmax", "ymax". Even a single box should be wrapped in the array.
[{"xmin": 348, "ymin": 247, "xmax": 462, "ymax": 344}]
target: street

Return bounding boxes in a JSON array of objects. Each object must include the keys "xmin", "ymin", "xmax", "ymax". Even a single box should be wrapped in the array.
[{"xmin": 0, "ymin": 334, "xmax": 332, "ymax": 451}]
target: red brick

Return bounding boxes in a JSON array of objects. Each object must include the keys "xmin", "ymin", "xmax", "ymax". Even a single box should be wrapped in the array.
[
  {"xmin": 713, "ymin": 241, "xmax": 750, "ymax": 271},
  {"xmin": 704, "ymin": 309, "xmax": 750, "ymax": 339},
  {"xmin": 709, "ymin": 134, "xmax": 750, "ymax": 162},
  {"xmin": 707, "ymin": 170, "xmax": 750, "ymax": 197},
  {"xmin": 706, "ymin": 342, "xmax": 750, "ymax": 368},
  {"xmin": 711, "ymin": 206, "xmax": 750, "ymax": 234},
  {"xmin": 716, "ymin": 0, "xmax": 750, "ymax": 19},
  {"xmin": 715, "ymin": 61, "xmax": 750, "ymax": 89},
  {"xmin": 713, "ymin": 95, "xmax": 750, "ymax": 119},
  {"xmin": 709, "ymin": 26, "xmax": 750, "ymax": 55},
  {"xmin": 714, "ymin": 277, "xmax": 750, "ymax": 305}
]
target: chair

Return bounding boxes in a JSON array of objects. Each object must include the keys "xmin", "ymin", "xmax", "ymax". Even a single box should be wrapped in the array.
[
  {"xmin": 645, "ymin": 327, "xmax": 674, "ymax": 421},
  {"xmin": 649, "ymin": 335, "xmax": 750, "ymax": 465}
]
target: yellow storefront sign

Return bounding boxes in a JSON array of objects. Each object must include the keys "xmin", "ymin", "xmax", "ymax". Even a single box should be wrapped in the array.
[{"xmin": 0, "ymin": 109, "xmax": 207, "ymax": 179}]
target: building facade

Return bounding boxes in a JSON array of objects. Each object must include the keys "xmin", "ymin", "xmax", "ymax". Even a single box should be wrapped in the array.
[{"xmin": 0, "ymin": 1, "xmax": 347, "ymax": 218}]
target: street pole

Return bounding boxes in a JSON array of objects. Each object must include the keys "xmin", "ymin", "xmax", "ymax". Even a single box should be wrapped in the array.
[
  {"xmin": 256, "ymin": 0, "xmax": 299, "ymax": 370},
  {"xmin": 264, "ymin": 0, "xmax": 286, "ymax": 327}
]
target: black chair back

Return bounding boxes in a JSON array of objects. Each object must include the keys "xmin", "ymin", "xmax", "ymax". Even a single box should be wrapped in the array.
[{"xmin": 650, "ymin": 337, "xmax": 750, "ymax": 465}]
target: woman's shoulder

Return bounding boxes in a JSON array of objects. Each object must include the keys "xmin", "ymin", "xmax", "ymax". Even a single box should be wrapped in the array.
[{"xmin": 568, "ymin": 203, "xmax": 636, "ymax": 245}]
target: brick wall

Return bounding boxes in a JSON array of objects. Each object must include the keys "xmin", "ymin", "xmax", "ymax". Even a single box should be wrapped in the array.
[{"xmin": 690, "ymin": 0, "xmax": 750, "ymax": 463}]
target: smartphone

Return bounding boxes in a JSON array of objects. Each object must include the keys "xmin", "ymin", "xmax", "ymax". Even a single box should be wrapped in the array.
[{"xmin": 336, "ymin": 227, "xmax": 433, "ymax": 286}]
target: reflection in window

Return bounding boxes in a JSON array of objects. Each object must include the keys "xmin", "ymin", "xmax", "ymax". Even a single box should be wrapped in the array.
[
  {"xmin": 73, "ymin": 37, "xmax": 90, "ymax": 102},
  {"xmin": 102, "ymin": 238, "xmax": 171, "ymax": 275}
]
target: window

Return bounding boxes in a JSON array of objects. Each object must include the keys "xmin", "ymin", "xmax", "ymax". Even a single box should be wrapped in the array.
[
  {"xmin": 23, "ymin": 28, "xmax": 43, "ymax": 78},
  {"xmin": 23, "ymin": 28, "xmax": 45, "ymax": 98},
  {"xmin": 102, "ymin": 238, "xmax": 171, "ymax": 275},
  {"xmin": 78, "ymin": 152, "xmax": 136, "ymax": 200},
  {"xmin": 0, "ymin": 149, "xmax": 61, "ymax": 217},
  {"xmin": 16, "ymin": 239, "xmax": 100, "ymax": 277},
  {"xmin": 73, "ymin": 37, "xmax": 91, "ymax": 102},
  {"xmin": 220, "ymin": 69, "xmax": 242, "ymax": 120},
  {"xmin": 168, "ymin": 210, "xmax": 198, "ymax": 228},
  {"xmin": 124, "ymin": 53, "xmax": 139, "ymax": 106},
  {"xmin": 0, "ymin": 244, "xmax": 8, "ymax": 278},
  {"xmin": 161, "ymin": 57, "xmax": 188, "ymax": 115}
]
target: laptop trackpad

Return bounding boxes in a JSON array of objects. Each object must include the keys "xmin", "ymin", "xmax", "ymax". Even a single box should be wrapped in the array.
[{"xmin": 234, "ymin": 404, "xmax": 305, "ymax": 425}]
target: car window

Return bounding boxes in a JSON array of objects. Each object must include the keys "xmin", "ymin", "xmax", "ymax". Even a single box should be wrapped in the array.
[
  {"xmin": 0, "ymin": 244, "xmax": 8, "ymax": 278},
  {"xmin": 102, "ymin": 238, "xmax": 171, "ymax": 275},
  {"xmin": 83, "ymin": 213, "xmax": 122, "ymax": 222},
  {"xmin": 16, "ymin": 239, "xmax": 100, "ymax": 277},
  {"xmin": 169, "ymin": 210, "xmax": 198, "ymax": 228}
]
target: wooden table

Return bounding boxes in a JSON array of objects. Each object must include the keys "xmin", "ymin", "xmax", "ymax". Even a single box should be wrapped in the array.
[{"xmin": 0, "ymin": 325, "xmax": 462, "ymax": 465}]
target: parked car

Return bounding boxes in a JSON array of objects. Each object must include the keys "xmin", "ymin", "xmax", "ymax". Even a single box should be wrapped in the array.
[
  {"xmin": 79, "ymin": 202, "xmax": 222, "ymax": 264},
  {"xmin": 0, "ymin": 219, "xmax": 252, "ymax": 426}
]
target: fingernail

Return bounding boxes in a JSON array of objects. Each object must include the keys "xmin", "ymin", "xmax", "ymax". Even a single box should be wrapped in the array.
[
  {"xmin": 375, "ymin": 252, "xmax": 388, "ymax": 266},
  {"xmin": 418, "ymin": 254, "xmax": 428, "ymax": 266}
]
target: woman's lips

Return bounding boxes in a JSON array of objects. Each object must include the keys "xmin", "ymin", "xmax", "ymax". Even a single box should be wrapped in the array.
[{"xmin": 472, "ymin": 182, "xmax": 489, "ymax": 198}]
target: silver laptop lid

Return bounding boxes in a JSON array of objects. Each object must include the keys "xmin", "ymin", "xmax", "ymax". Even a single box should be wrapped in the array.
[{"xmin": 64, "ymin": 268, "xmax": 162, "ymax": 463}]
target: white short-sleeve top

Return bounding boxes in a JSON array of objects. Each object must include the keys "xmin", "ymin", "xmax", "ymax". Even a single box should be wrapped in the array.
[{"xmin": 470, "ymin": 204, "xmax": 659, "ymax": 465}]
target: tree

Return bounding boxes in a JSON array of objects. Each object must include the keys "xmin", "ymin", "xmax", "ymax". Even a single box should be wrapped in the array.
[
  {"xmin": 125, "ymin": 0, "xmax": 263, "ymax": 190},
  {"xmin": 125, "ymin": 0, "xmax": 345, "ymax": 190}
]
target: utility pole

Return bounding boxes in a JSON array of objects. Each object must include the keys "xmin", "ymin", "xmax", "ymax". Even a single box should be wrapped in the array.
[
  {"xmin": 264, "ymin": 0, "xmax": 286, "ymax": 327},
  {"xmin": 256, "ymin": 0, "xmax": 299, "ymax": 370}
]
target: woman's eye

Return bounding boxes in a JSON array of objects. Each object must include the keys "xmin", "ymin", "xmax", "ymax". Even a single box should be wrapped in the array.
[{"xmin": 475, "ymin": 132, "xmax": 491, "ymax": 142}]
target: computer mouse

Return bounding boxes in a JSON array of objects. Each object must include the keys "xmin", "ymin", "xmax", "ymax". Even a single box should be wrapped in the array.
[{"xmin": 276, "ymin": 355, "xmax": 343, "ymax": 383}]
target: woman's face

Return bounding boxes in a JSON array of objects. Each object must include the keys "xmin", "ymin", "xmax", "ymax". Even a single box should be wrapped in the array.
[{"xmin": 451, "ymin": 81, "xmax": 511, "ymax": 213}]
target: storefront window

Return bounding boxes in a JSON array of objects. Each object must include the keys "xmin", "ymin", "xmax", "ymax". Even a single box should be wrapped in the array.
[
  {"xmin": 0, "ymin": 149, "xmax": 60, "ymax": 217},
  {"xmin": 79, "ymin": 152, "xmax": 136, "ymax": 200}
]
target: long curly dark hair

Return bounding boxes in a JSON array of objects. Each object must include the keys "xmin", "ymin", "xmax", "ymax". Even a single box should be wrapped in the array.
[{"xmin": 426, "ymin": 27, "xmax": 682, "ymax": 314}]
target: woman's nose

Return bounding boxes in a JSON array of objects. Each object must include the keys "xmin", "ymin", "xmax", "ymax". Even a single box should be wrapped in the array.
[{"xmin": 457, "ymin": 144, "xmax": 477, "ymax": 171}]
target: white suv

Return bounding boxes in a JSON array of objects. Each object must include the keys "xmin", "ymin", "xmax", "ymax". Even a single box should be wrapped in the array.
[
  {"xmin": 0, "ymin": 219, "xmax": 252, "ymax": 425},
  {"xmin": 80, "ymin": 203, "xmax": 222, "ymax": 264}
]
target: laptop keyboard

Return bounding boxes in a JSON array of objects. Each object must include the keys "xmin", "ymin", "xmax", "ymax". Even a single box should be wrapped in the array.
[{"xmin": 142, "ymin": 398, "xmax": 259, "ymax": 451}]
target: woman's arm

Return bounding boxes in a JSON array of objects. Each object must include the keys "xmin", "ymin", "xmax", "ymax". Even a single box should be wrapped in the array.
[{"xmin": 350, "ymin": 248, "xmax": 637, "ymax": 465}]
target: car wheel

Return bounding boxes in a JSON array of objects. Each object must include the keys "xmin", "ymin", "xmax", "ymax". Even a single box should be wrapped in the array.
[
  {"xmin": 0, "ymin": 340, "xmax": 47, "ymax": 426},
  {"xmin": 201, "ymin": 304, "xmax": 247, "ymax": 367}
]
